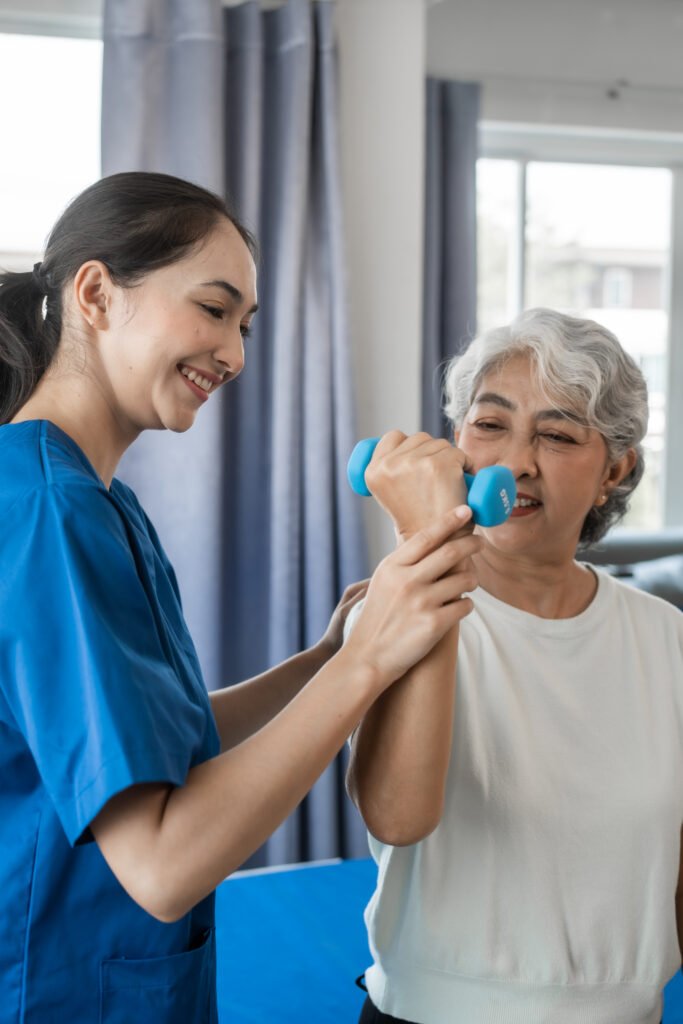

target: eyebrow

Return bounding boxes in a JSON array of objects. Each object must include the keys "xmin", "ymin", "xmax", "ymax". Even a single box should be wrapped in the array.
[
  {"xmin": 472, "ymin": 392, "xmax": 585, "ymax": 424},
  {"xmin": 200, "ymin": 279, "xmax": 259, "ymax": 315}
]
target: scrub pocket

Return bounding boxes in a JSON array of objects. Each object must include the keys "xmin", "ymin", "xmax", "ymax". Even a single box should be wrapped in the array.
[{"xmin": 100, "ymin": 927, "xmax": 217, "ymax": 1024}]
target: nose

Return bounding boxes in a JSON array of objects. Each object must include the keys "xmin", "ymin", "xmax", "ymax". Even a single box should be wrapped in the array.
[
  {"xmin": 500, "ymin": 433, "xmax": 539, "ymax": 481},
  {"xmin": 214, "ymin": 328, "xmax": 245, "ymax": 381}
]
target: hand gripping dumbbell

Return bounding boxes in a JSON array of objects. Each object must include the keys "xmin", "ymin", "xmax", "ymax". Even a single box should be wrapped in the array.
[{"xmin": 347, "ymin": 437, "xmax": 517, "ymax": 527}]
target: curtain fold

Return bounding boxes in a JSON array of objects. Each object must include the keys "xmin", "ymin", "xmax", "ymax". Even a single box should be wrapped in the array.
[
  {"xmin": 422, "ymin": 78, "xmax": 480, "ymax": 437},
  {"xmin": 101, "ymin": 0, "xmax": 227, "ymax": 694},
  {"xmin": 101, "ymin": 0, "xmax": 369, "ymax": 865},
  {"xmin": 222, "ymin": 0, "xmax": 369, "ymax": 864}
]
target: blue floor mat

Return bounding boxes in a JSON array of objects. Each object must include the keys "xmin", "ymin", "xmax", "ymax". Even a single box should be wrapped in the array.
[{"xmin": 216, "ymin": 857, "xmax": 683, "ymax": 1022}]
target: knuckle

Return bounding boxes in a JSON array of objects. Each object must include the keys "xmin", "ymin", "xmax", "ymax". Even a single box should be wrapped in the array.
[
  {"xmin": 382, "ymin": 429, "xmax": 407, "ymax": 446},
  {"xmin": 415, "ymin": 527, "xmax": 432, "ymax": 551}
]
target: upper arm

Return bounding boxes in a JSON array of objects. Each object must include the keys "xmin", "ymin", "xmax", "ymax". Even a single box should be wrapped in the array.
[
  {"xmin": 90, "ymin": 782, "xmax": 176, "ymax": 922},
  {"xmin": 3, "ymin": 484, "xmax": 206, "ymax": 847}
]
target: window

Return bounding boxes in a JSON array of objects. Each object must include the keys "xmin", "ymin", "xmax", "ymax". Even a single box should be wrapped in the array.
[
  {"xmin": 0, "ymin": 32, "xmax": 102, "ymax": 271},
  {"xmin": 477, "ymin": 152, "xmax": 673, "ymax": 531},
  {"xmin": 602, "ymin": 268, "xmax": 633, "ymax": 310}
]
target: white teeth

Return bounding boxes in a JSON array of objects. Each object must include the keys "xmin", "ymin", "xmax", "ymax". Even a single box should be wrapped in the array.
[
  {"xmin": 180, "ymin": 366, "xmax": 212, "ymax": 392},
  {"xmin": 514, "ymin": 498, "xmax": 540, "ymax": 508}
]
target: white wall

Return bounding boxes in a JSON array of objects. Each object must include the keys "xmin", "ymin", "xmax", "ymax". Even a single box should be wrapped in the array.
[
  {"xmin": 336, "ymin": 0, "xmax": 427, "ymax": 564},
  {"xmin": 427, "ymin": 0, "xmax": 683, "ymax": 134}
]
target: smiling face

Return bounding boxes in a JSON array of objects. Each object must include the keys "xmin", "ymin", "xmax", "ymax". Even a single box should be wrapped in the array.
[
  {"xmin": 92, "ymin": 217, "xmax": 258, "ymax": 436},
  {"xmin": 456, "ymin": 353, "xmax": 633, "ymax": 562}
]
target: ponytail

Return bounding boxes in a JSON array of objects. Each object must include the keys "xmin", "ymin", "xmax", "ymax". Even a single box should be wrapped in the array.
[
  {"xmin": 0, "ymin": 171, "xmax": 256, "ymax": 424},
  {"xmin": 0, "ymin": 264, "xmax": 61, "ymax": 423}
]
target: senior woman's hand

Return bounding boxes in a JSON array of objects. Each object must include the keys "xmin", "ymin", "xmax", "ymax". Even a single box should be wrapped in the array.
[{"xmin": 365, "ymin": 430, "xmax": 471, "ymax": 542}]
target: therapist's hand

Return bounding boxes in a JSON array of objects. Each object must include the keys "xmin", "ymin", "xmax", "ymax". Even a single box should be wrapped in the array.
[
  {"xmin": 365, "ymin": 431, "xmax": 470, "ymax": 542},
  {"xmin": 316, "ymin": 579, "xmax": 369, "ymax": 659}
]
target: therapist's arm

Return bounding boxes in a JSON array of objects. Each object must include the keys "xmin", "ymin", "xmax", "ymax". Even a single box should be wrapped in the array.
[
  {"xmin": 90, "ymin": 509, "xmax": 478, "ymax": 924},
  {"xmin": 209, "ymin": 582, "xmax": 367, "ymax": 752}
]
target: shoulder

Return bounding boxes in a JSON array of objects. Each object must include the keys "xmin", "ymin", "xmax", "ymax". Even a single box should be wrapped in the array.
[
  {"xmin": 0, "ymin": 465, "xmax": 132, "ymax": 576},
  {"xmin": 0, "ymin": 420, "xmax": 112, "ymax": 518},
  {"xmin": 0, "ymin": 422, "xmax": 157, "ymax": 549},
  {"xmin": 596, "ymin": 568, "xmax": 683, "ymax": 631}
]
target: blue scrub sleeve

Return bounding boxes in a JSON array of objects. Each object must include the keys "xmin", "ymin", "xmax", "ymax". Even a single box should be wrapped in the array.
[{"xmin": 0, "ymin": 481, "xmax": 208, "ymax": 846}]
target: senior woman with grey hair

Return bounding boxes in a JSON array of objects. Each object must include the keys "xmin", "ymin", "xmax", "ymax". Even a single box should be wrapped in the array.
[{"xmin": 347, "ymin": 308, "xmax": 683, "ymax": 1024}]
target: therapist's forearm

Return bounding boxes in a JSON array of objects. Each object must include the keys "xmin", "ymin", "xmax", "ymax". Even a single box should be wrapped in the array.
[
  {"xmin": 346, "ymin": 625, "xmax": 459, "ymax": 846},
  {"xmin": 93, "ymin": 644, "xmax": 380, "ymax": 923},
  {"xmin": 209, "ymin": 642, "xmax": 334, "ymax": 751}
]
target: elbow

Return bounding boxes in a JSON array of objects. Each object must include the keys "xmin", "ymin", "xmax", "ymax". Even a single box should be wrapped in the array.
[
  {"xmin": 347, "ymin": 762, "xmax": 445, "ymax": 846},
  {"xmin": 143, "ymin": 897, "xmax": 189, "ymax": 926},
  {"xmin": 121, "ymin": 864, "xmax": 193, "ymax": 925},
  {"xmin": 360, "ymin": 800, "xmax": 444, "ymax": 848},
  {"xmin": 367, "ymin": 819, "xmax": 441, "ymax": 848}
]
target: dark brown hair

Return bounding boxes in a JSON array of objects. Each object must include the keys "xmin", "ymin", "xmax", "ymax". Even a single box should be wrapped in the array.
[{"xmin": 0, "ymin": 171, "xmax": 257, "ymax": 423}]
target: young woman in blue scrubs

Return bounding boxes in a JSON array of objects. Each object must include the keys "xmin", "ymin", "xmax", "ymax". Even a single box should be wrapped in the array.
[{"xmin": 0, "ymin": 171, "xmax": 480, "ymax": 1023}]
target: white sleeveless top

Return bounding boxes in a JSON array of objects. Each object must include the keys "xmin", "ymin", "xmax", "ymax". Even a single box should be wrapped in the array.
[{"xmin": 356, "ymin": 571, "xmax": 683, "ymax": 1024}]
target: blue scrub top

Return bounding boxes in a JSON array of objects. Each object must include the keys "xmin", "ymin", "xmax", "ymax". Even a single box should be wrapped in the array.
[{"xmin": 0, "ymin": 421, "xmax": 221, "ymax": 1024}]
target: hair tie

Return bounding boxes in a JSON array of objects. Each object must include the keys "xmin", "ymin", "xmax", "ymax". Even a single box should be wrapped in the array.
[{"xmin": 31, "ymin": 261, "xmax": 46, "ymax": 294}]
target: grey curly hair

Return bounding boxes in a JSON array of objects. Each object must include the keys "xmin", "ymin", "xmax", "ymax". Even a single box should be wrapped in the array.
[{"xmin": 442, "ymin": 308, "xmax": 649, "ymax": 546}]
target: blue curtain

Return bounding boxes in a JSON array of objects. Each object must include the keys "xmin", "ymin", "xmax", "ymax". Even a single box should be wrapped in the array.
[
  {"xmin": 422, "ymin": 79, "xmax": 480, "ymax": 438},
  {"xmin": 101, "ymin": 0, "xmax": 370, "ymax": 864}
]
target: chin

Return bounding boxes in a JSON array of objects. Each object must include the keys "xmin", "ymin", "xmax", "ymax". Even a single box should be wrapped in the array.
[
  {"xmin": 481, "ymin": 522, "xmax": 541, "ymax": 553},
  {"xmin": 159, "ymin": 407, "xmax": 199, "ymax": 433}
]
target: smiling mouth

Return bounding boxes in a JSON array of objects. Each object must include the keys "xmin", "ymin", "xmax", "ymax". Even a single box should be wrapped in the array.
[{"xmin": 178, "ymin": 364, "xmax": 214, "ymax": 393}]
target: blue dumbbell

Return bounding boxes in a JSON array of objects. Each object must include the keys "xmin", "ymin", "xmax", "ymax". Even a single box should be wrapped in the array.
[{"xmin": 347, "ymin": 437, "xmax": 517, "ymax": 527}]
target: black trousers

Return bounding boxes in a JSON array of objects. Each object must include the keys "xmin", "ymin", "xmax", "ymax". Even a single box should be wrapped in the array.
[
  {"xmin": 358, "ymin": 995, "xmax": 415, "ymax": 1024},
  {"xmin": 358, "ymin": 995, "xmax": 663, "ymax": 1024}
]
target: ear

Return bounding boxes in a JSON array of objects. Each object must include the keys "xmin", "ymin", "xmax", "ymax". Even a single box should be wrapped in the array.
[
  {"xmin": 596, "ymin": 448, "xmax": 637, "ymax": 506},
  {"xmin": 72, "ymin": 261, "xmax": 115, "ymax": 329}
]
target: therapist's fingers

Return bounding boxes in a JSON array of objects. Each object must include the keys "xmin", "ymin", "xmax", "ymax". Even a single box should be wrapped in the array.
[
  {"xmin": 394, "ymin": 505, "xmax": 473, "ymax": 566},
  {"xmin": 344, "ymin": 506, "xmax": 479, "ymax": 688}
]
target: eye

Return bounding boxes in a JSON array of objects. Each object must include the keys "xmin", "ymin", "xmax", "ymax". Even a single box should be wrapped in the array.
[
  {"xmin": 200, "ymin": 304, "xmax": 224, "ymax": 320},
  {"xmin": 472, "ymin": 420, "xmax": 503, "ymax": 432},
  {"xmin": 541, "ymin": 432, "xmax": 575, "ymax": 444},
  {"xmin": 240, "ymin": 323, "xmax": 252, "ymax": 339}
]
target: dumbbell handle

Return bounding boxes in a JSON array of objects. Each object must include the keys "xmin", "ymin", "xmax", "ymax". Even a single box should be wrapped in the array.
[{"xmin": 347, "ymin": 437, "xmax": 517, "ymax": 528}]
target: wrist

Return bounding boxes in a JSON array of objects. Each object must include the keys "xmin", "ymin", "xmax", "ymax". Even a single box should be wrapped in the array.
[
  {"xmin": 330, "ymin": 642, "xmax": 386, "ymax": 702},
  {"xmin": 310, "ymin": 637, "xmax": 336, "ymax": 667}
]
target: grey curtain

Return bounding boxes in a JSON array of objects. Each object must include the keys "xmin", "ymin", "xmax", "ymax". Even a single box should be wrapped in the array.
[
  {"xmin": 423, "ymin": 79, "xmax": 480, "ymax": 437},
  {"xmin": 101, "ymin": 0, "xmax": 370, "ymax": 865}
]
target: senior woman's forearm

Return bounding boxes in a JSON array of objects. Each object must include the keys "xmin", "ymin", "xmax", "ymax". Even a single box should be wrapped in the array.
[{"xmin": 347, "ymin": 627, "xmax": 459, "ymax": 846}]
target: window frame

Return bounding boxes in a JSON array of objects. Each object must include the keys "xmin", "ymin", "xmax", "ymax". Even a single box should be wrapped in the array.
[
  {"xmin": 0, "ymin": 4, "xmax": 101, "ymax": 40},
  {"xmin": 479, "ymin": 121, "xmax": 683, "ymax": 527}
]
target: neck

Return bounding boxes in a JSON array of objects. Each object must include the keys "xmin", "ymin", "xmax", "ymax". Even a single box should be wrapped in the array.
[
  {"xmin": 11, "ymin": 366, "xmax": 138, "ymax": 489},
  {"xmin": 473, "ymin": 540, "xmax": 597, "ymax": 619}
]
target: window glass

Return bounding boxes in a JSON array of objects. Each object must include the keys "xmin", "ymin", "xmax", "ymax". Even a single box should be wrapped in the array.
[
  {"xmin": 526, "ymin": 162, "xmax": 671, "ymax": 530},
  {"xmin": 477, "ymin": 159, "xmax": 519, "ymax": 335},
  {"xmin": 477, "ymin": 158, "xmax": 671, "ymax": 530},
  {"xmin": 0, "ymin": 33, "xmax": 102, "ymax": 266}
]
